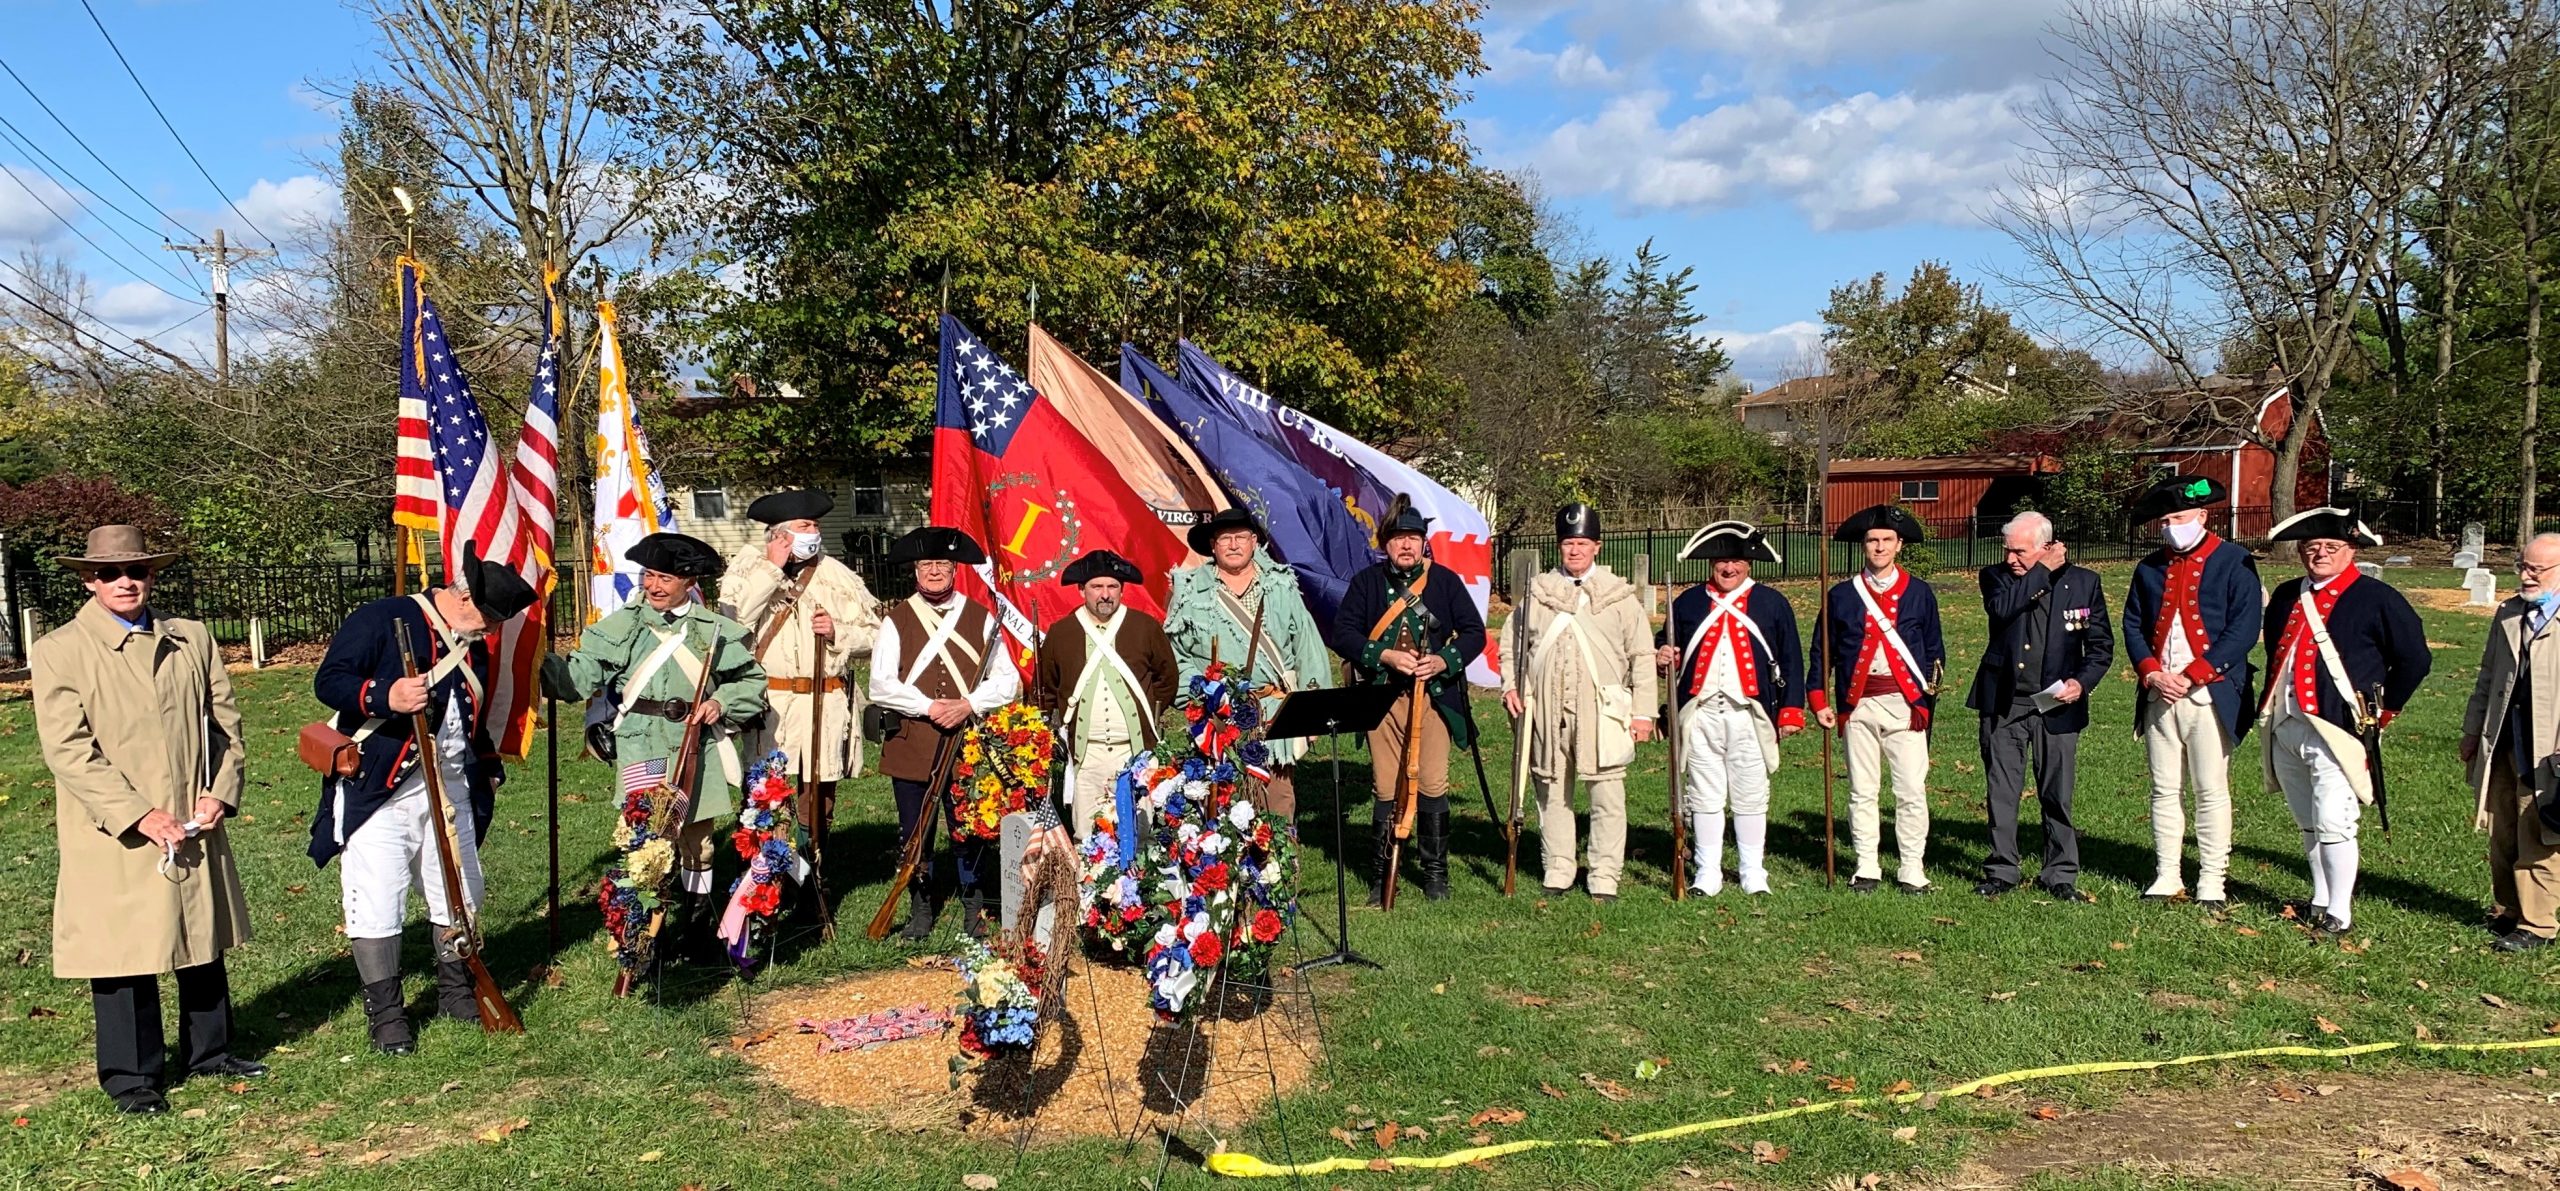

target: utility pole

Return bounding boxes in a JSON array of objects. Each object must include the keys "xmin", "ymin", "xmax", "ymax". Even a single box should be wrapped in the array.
[{"xmin": 163, "ymin": 228, "xmax": 270, "ymax": 387}]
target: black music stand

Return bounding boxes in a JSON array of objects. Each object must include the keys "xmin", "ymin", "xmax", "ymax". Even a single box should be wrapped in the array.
[{"xmin": 1266, "ymin": 684, "xmax": 1405, "ymax": 972}]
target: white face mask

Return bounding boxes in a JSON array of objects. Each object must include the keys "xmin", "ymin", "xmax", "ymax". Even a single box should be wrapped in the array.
[
  {"xmin": 2161, "ymin": 520, "xmax": 2205, "ymax": 551},
  {"xmin": 789, "ymin": 531, "xmax": 824, "ymax": 561}
]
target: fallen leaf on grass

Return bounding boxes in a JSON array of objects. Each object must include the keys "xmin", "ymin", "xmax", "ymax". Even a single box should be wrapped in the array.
[
  {"xmin": 1582, "ymin": 921, "xmax": 1604, "ymax": 939},
  {"xmin": 2377, "ymin": 1170, "xmax": 2442, "ymax": 1191},
  {"xmin": 1752, "ymin": 1140, "xmax": 1788, "ymax": 1165},
  {"xmin": 477, "ymin": 1117, "xmax": 530, "ymax": 1144},
  {"xmin": 1824, "ymin": 1075, "xmax": 1857, "ymax": 1093},
  {"xmin": 2030, "ymin": 1105, "xmax": 2060, "ymax": 1120},
  {"xmin": 1918, "ymin": 1092, "xmax": 1943, "ymax": 1110},
  {"xmin": 226, "ymin": 1082, "xmax": 250, "ymax": 1094},
  {"xmin": 1328, "ymin": 1127, "xmax": 1360, "ymax": 1149},
  {"xmin": 732, "ymin": 1028, "xmax": 779, "ymax": 1050},
  {"xmin": 2234, "ymin": 926, "xmax": 2261, "ymax": 936},
  {"xmin": 1883, "ymin": 1079, "xmax": 1914, "ymax": 1095},
  {"xmin": 2483, "ymin": 992, "xmax": 2511, "ymax": 1010},
  {"xmin": 1516, "ymin": 994, "xmax": 1553, "ymax": 1007},
  {"xmin": 1469, "ymin": 1107, "xmax": 1526, "ymax": 1127},
  {"xmin": 1374, "ymin": 1122, "xmax": 1400, "ymax": 1150},
  {"xmin": 181, "ymin": 1108, "xmax": 208, "ymax": 1119},
  {"xmin": 1366, "ymin": 1159, "xmax": 1394, "ymax": 1172},
  {"xmin": 24, "ymin": 1007, "xmax": 56, "ymax": 1019},
  {"xmin": 1891, "ymin": 1126, "xmax": 1918, "ymax": 1143},
  {"xmin": 2258, "ymin": 980, "xmax": 2279, "ymax": 991},
  {"xmin": 2269, "ymin": 1083, "xmax": 2304, "ymax": 1103},
  {"xmin": 2316, "ymin": 1016, "xmax": 2343, "ymax": 1035},
  {"xmin": 1987, "ymin": 991, "xmax": 2017, "ymax": 1002},
  {"xmin": 1467, "ymin": 1132, "xmax": 1493, "ymax": 1145},
  {"xmin": 2280, "ymin": 904, "xmax": 2300, "ymax": 920},
  {"xmin": 2414, "ymin": 1022, "xmax": 2433, "ymax": 1040},
  {"xmin": 1431, "ymin": 983, "xmax": 1445, "ymax": 995},
  {"xmin": 1539, "ymin": 1082, "xmax": 1568, "ymax": 1099},
  {"xmin": 1636, "ymin": 1058, "xmax": 1669, "ymax": 1081},
  {"xmin": 2313, "ymin": 1084, "xmax": 2342, "ymax": 1096},
  {"xmin": 1890, "ymin": 951, "xmax": 1924, "ymax": 963},
  {"xmin": 2067, "ymin": 960, "xmax": 2107, "ymax": 971},
  {"xmin": 349, "ymin": 1151, "xmax": 391, "ymax": 1167},
  {"xmin": 1477, "ymin": 1045, "xmax": 1512, "ymax": 1057},
  {"xmin": 2338, "ymin": 937, "xmax": 2372, "ymax": 954},
  {"xmin": 638, "ymin": 1151, "xmax": 663, "ymax": 1163},
  {"xmin": 1760, "ymin": 1058, "xmax": 1812, "ymax": 1075},
  {"xmin": 2109, "ymin": 941, "xmax": 2129, "ymax": 951},
  {"xmin": 1598, "ymin": 1127, "xmax": 1623, "ymax": 1142},
  {"xmin": 1931, "ymin": 916, "xmax": 1958, "ymax": 926},
  {"xmin": 962, "ymin": 1175, "xmax": 998, "ymax": 1190},
  {"xmin": 438, "ymin": 1081, "xmax": 462, "ymax": 1094},
  {"xmin": 1580, "ymin": 1073, "xmax": 1633, "ymax": 1101}
]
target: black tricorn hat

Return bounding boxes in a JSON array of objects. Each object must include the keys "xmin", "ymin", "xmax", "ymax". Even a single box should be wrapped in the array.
[
  {"xmin": 1680, "ymin": 520, "xmax": 1782, "ymax": 563},
  {"xmin": 1377, "ymin": 495, "xmax": 1431, "ymax": 546},
  {"xmin": 1555, "ymin": 502, "xmax": 1603, "ymax": 541},
  {"xmin": 1187, "ymin": 507, "xmax": 1267, "ymax": 556},
  {"xmin": 2268, "ymin": 507, "xmax": 2382, "ymax": 547},
  {"xmin": 1833, "ymin": 504, "xmax": 1926, "ymax": 544},
  {"xmin": 2136, "ymin": 474, "xmax": 2228, "ymax": 520},
  {"xmin": 1062, "ymin": 549, "xmax": 1144, "ymax": 587},
  {"xmin": 886, "ymin": 525, "xmax": 988, "ymax": 565},
  {"xmin": 627, "ymin": 532, "xmax": 725, "ymax": 580},
  {"xmin": 746, "ymin": 489, "xmax": 834, "ymax": 525},
  {"xmin": 461, "ymin": 542, "xmax": 538, "ymax": 623}
]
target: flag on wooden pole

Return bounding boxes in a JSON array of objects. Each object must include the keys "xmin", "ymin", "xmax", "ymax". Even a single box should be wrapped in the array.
[{"xmin": 586, "ymin": 300, "xmax": 677, "ymax": 621}]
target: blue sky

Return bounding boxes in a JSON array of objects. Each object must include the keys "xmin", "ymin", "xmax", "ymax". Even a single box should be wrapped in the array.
[{"xmin": 0, "ymin": 0, "xmax": 2061, "ymax": 386}]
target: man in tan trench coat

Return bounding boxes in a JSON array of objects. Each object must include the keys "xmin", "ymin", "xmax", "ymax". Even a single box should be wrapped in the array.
[
  {"xmin": 30, "ymin": 526, "xmax": 264, "ymax": 1113},
  {"xmin": 2464, "ymin": 532, "xmax": 2560, "ymax": 953}
]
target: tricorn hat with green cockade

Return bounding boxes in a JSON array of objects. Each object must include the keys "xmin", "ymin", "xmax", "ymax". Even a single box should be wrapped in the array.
[{"xmin": 2137, "ymin": 474, "xmax": 2228, "ymax": 520}]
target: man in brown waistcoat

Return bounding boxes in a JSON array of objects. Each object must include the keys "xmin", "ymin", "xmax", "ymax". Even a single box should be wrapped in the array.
[
  {"xmin": 1033, "ymin": 550, "xmax": 1180, "ymax": 842},
  {"xmin": 865, "ymin": 526, "xmax": 1022, "ymax": 940}
]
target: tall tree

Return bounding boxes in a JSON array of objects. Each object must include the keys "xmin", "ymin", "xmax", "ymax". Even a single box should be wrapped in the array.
[
  {"xmin": 660, "ymin": 0, "xmax": 1485, "ymax": 478},
  {"xmin": 2000, "ymin": 0, "xmax": 2509, "ymax": 521},
  {"xmin": 1820, "ymin": 261, "xmax": 2083, "ymax": 457}
]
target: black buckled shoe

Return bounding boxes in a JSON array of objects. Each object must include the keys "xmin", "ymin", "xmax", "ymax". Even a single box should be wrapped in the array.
[
  {"xmin": 898, "ymin": 887, "xmax": 938, "ymax": 943},
  {"xmin": 1896, "ymin": 880, "xmax": 1931, "ymax": 896},
  {"xmin": 113, "ymin": 1090, "xmax": 169, "ymax": 1115},
  {"xmin": 434, "ymin": 959, "xmax": 482, "ymax": 1024},
  {"xmin": 2494, "ymin": 930, "xmax": 2552, "ymax": 953},
  {"xmin": 2038, "ymin": 881, "xmax": 2080, "ymax": 902},
  {"xmin": 1974, "ymin": 877, "xmax": 2017, "ymax": 898},
  {"xmin": 1849, "ymin": 877, "xmax": 1880, "ymax": 894}
]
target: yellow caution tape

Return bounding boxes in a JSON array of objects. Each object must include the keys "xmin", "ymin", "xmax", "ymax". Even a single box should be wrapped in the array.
[{"xmin": 1204, "ymin": 1034, "xmax": 2560, "ymax": 1178}]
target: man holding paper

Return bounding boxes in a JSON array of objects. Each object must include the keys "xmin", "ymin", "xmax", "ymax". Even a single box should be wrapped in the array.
[{"xmin": 1967, "ymin": 512, "xmax": 2113, "ymax": 899}]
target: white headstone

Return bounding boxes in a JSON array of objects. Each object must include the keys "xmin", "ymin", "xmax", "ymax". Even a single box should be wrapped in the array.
[
  {"xmin": 2463, "ymin": 522, "xmax": 2487, "ymax": 559},
  {"xmin": 2453, "ymin": 550, "xmax": 2481, "ymax": 570},
  {"xmin": 2356, "ymin": 561, "xmax": 2382, "ymax": 579},
  {"xmin": 2468, "ymin": 567, "xmax": 2499, "ymax": 607}
]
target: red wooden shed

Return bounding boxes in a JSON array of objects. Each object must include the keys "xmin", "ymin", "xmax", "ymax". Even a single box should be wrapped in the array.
[{"xmin": 1823, "ymin": 454, "xmax": 2062, "ymax": 535}]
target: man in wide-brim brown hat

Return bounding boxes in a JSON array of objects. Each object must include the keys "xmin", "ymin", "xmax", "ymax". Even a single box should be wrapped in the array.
[{"xmin": 30, "ymin": 525, "xmax": 264, "ymax": 1114}]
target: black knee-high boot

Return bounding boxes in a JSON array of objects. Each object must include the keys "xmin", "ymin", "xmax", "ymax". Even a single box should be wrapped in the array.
[
  {"xmin": 1367, "ymin": 807, "xmax": 1397, "ymax": 906},
  {"xmin": 1418, "ymin": 808, "xmax": 1451, "ymax": 901}
]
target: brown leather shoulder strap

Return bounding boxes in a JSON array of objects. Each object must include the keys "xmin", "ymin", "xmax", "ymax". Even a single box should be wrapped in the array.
[{"xmin": 1367, "ymin": 567, "xmax": 1430, "ymax": 642}]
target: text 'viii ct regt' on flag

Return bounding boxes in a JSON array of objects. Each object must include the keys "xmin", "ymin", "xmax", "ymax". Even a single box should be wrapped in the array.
[
  {"xmin": 933, "ymin": 315, "xmax": 1188, "ymax": 656},
  {"xmin": 1120, "ymin": 345, "xmax": 1370, "ymax": 620},
  {"xmin": 1173, "ymin": 341, "xmax": 1500, "ymax": 686},
  {"xmin": 400, "ymin": 257, "xmax": 560, "ymax": 757},
  {"xmin": 587, "ymin": 299, "xmax": 678, "ymax": 621}
]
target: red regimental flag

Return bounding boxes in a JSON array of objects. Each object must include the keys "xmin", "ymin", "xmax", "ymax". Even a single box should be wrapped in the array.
[{"xmin": 933, "ymin": 316, "xmax": 1187, "ymax": 658}]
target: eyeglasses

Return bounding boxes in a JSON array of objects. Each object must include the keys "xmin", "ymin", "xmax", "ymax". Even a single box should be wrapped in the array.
[
  {"xmin": 2298, "ymin": 542, "xmax": 2352, "ymax": 556},
  {"xmin": 90, "ymin": 564, "xmax": 156, "ymax": 583},
  {"xmin": 2522, "ymin": 560, "xmax": 2560, "ymax": 577}
]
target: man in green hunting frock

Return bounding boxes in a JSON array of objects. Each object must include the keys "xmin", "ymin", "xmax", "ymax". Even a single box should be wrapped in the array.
[{"xmin": 543, "ymin": 532, "xmax": 767, "ymax": 962}]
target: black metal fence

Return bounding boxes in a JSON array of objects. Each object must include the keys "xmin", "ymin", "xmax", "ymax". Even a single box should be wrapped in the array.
[{"xmin": 1488, "ymin": 517, "xmax": 2162, "ymax": 597}]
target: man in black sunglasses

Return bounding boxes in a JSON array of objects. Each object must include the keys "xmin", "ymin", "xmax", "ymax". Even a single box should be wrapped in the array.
[{"xmin": 29, "ymin": 525, "xmax": 264, "ymax": 1114}]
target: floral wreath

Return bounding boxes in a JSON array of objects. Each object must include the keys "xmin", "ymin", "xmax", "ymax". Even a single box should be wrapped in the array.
[
  {"xmin": 950, "ymin": 702, "xmax": 1055, "ymax": 843},
  {"xmin": 716, "ymin": 749, "xmax": 805, "ymax": 974},
  {"xmin": 1079, "ymin": 660, "xmax": 1298, "ymax": 1020},
  {"xmin": 598, "ymin": 775, "xmax": 684, "ymax": 974},
  {"xmin": 953, "ymin": 936, "xmax": 1044, "ymax": 1059}
]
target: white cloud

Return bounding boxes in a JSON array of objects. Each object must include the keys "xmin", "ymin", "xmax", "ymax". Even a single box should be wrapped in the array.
[
  {"xmin": 230, "ymin": 175, "xmax": 341, "ymax": 239},
  {"xmin": 1483, "ymin": 26, "xmax": 1628, "ymax": 88},
  {"xmin": 1491, "ymin": 0, "xmax": 2073, "ymax": 93},
  {"xmin": 0, "ymin": 165, "xmax": 82, "ymax": 245},
  {"xmin": 1551, "ymin": 43, "xmax": 1623, "ymax": 87},
  {"xmin": 91, "ymin": 280, "xmax": 198, "ymax": 329},
  {"xmin": 1716, "ymin": 320, "xmax": 1826, "ymax": 387},
  {"xmin": 1530, "ymin": 85, "xmax": 2032, "ymax": 230}
]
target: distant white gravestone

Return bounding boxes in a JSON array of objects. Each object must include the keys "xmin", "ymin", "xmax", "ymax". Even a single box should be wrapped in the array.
[
  {"xmin": 2469, "ymin": 567, "xmax": 2499, "ymax": 607},
  {"xmin": 2457, "ymin": 522, "xmax": 2487, "ymax": 568}
]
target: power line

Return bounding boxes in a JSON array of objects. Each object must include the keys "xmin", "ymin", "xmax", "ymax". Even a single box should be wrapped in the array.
[
  {"xmin": 73, "ymin": 0, "xmax": 274, "ymax": 248},
  {"xmin": 0, "ymin": 122, "xmax": 206, "ymax": 294},
  {"xmin": 0, "ymin": 151, "xmax": 206, "ymax": 306},
  {"xmin": 0, "ymin": 266, "xmax": 166, "ymax": 371},
  {"xmin": 0, "ymin": 111, "xmax": 179, "ymax": 248},
  {"xmin": 0, "ymin": 54, "xmax": 204, "ymax": 242}
]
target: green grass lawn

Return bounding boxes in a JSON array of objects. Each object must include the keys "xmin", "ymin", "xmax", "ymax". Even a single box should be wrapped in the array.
[{"xmin": 2, "ymin": 563, "xmax": 2556, "ymax": 1189}]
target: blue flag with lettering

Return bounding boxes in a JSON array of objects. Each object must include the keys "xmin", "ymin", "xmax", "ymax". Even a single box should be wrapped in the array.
[{"xmin": 1121, "ymin": 345, "xmax": 1371, "ymax": 618}]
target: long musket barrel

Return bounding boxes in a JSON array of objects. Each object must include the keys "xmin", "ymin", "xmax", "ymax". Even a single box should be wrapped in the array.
[
  {"xmin": 393, "ymin": 619, "xmax": 524, "ymax": 1032},
  {"xmin": 866, "ymin": 621, "xmax": 1002, "ymax": 940}
]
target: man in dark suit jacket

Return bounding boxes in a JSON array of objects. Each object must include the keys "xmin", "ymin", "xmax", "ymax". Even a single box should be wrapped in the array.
[{"xmin": 1968, "ymin": 512, "xmax": 2113, "ymax": 898}]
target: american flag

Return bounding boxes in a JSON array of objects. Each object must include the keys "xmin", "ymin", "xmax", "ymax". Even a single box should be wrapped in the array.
[
  {"xmin": 401, "ymin": 260, "xmax": 560, "ymax": 758},
  {"xmin": 620, "ymin": 757, "xmax": 669, "ymax": 797},
  {"xmin": 392, "ymin": 258, "xmax": 442, "ymax": 533}
]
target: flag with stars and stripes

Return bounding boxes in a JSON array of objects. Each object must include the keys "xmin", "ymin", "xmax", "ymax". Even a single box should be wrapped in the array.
[
  {"xmin": 401, "ymin": 258, "xmax": 560, "ymax": 758},
  {"xmin": 392, "ymin": 258, "xmax": 443, "ymax": 533},
  {"xmin": 933, "ymin": 315, "xmax": 1187, "ymax": 660}
]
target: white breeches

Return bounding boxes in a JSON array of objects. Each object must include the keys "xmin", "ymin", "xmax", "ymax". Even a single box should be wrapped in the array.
[
  {"xmin": 1680, "ymin": 701, "xmax": 1771, "ymax": 816},
  {"xmin": 339, "ymin": 773, "xmax": 483, "ymax": 940},
  {"xmin": 1844, "ymin": 694, "xmax": 1930, "ymax": 884},
  {"xmin": 2140, "ymin": 694, "xmax": 2233, "ymax": 898},
  {"xmin": 2271, "ymin": 715, "xmax": 2362, "ymax": 844}
]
